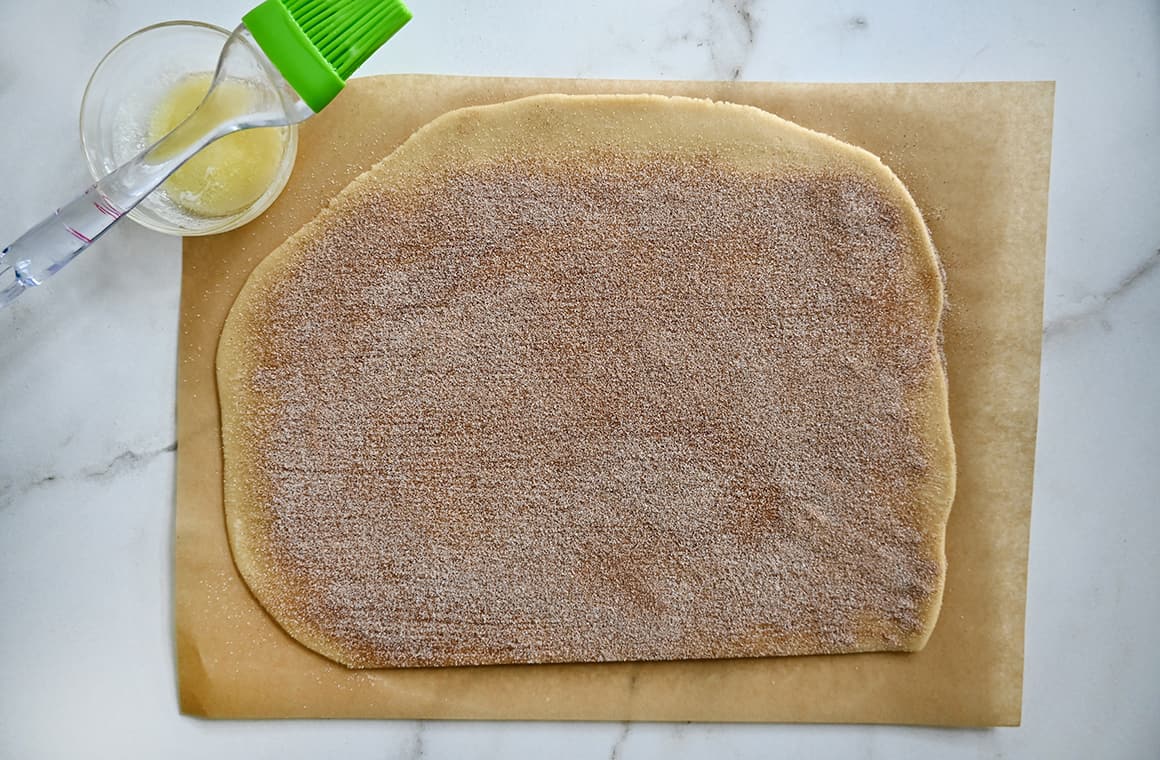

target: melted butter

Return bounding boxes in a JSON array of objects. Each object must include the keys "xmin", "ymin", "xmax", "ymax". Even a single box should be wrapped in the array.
[{"xmin": 149, "ymin": 73, "xmax": 283, "ymax": 218}]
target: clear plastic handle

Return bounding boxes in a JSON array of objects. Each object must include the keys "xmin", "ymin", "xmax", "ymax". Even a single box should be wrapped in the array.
[
  {"xmin": 0, "ymin": 178, "xmax": 181, "ymax": 305},
  {"xmin": 0, "ymin": 187, "xmax": 124, "ymax": 304},
  {"xmin": 0, "ymin": 24, "xmax": 312, "ymax": 308}
]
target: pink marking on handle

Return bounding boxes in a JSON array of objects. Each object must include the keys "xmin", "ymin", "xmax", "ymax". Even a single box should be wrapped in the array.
[
  {"xmin": 93, "ymin": 201, "xmax": 120, "ymax": 219},
  {"xmin": 64, "ymin": 224, "xmax": 93, "ymax": 244},
  {"xmin": 99, "ymin": 194, "xmax": 123, "ymax": 216}
]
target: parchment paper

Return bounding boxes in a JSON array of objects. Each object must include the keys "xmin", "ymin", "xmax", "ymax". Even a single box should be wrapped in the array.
[{"xmin": 176, "ymin": 76, "xmax": 1053, "ymax": 725}]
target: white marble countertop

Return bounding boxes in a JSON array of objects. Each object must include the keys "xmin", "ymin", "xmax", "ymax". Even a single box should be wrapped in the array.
[{"xmin": 2, "ymin": 0, "xmax": 1157, "ymax": 757}]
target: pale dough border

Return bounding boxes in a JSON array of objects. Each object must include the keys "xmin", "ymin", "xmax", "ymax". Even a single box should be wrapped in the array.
[{"xmin": 217, "ymin": 93, "xmax": 956, "ymax": 666}]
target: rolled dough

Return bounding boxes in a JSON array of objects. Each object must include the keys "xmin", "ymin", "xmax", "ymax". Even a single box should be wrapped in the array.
[{"xmin": 217, "ymin": 94, "xmax": 955, "ymax": 669}]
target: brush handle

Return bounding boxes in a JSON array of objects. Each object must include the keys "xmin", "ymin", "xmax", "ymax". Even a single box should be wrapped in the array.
[
  {"xmin": 0, "ymin": 117, "xmax": 237, "ymax": 307},
  {"xmin": 0, "ymin": 24, "xmax": 311, "ymax": 309},
  {"xmin": 0, "ymin": 185, "xmax": 130, "ymax": 306}
]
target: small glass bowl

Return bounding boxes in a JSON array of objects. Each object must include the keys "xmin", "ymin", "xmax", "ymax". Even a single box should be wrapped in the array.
[{"xmin": 79, "ymin": 21, "xmax": 298, "ymax": 236}]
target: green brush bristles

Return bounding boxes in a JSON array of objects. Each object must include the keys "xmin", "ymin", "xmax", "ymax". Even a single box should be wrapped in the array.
[
  {"xmin": 284, "ymin": 0, "xmax": 412, "ymax": 80},
  {"xmin": 244, "ymin": 0, "xmax": 412, "ymax": 113}
]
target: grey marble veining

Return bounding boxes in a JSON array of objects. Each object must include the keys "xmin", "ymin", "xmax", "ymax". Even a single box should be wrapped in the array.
[
  {"xmin": 1043, "ymin": 247, "xmax": 1160, "ymax": 341},
  {"xmin": 0, "ymin": 440, "xmax": 176, "ymax": 512},
  {"xmin": 399, "ymin": 721, "xmax": 426, "ymax": 760},
  {"xmin": 687, "ymin": 0, "xmax": 759, "ymax": 80},
  {"xmin": 607, "ymin": 723, "xmax": 632, "ymax": 760}
]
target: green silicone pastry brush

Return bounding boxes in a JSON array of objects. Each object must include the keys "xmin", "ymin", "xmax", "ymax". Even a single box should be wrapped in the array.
[
  {"xmin": 243, "ymin": 0, "xmax": 412, "ymax": 113},
  {"xmin": 0, "ymin": 0, "xmax": 412, "ymax": 307}
]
